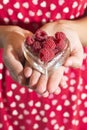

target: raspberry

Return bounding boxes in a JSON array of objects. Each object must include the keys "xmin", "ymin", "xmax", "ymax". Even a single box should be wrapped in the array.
[
  {"xmin": 43, "ymin": 36, "xmax": 56, "ymax": 49},
  {"xmin": 35, "ymin": 29, "xmax": 48, "ymax": 41},
  {"xmin": 26, "ymin": 36, "xmax": 35, "ymax": 45},
  {"xmin": 56, "ymin": 39, "xmax": 66, "ymax": 51},
  {"xmin": 33, "ymin": 41, "xmax": 41, "ymax": 52},
  {"xmin": 39, "ymin": 48, "xmax": 55, "ymax": 62},
  {"xmin": 55, "ymin": 32, "xmax": 66, "ymax": 41}
]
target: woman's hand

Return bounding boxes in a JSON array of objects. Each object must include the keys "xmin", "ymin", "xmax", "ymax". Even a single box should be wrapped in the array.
[
  {"xmin": 24, "ymin": 20, "xmax": 83, "ymax": 96},
  {"xmin": 2, "ymin": 26, "xmax": 33, "ymax": 85}
]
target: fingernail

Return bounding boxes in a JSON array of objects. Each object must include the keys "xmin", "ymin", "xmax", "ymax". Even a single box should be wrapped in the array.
[
  {"xmin": 18, "ymin": 76, "xmax": 23, "ymax": 84},
  {"xmin": 66, "ymin": 60, "xmax": 72, "ymax": 66}
]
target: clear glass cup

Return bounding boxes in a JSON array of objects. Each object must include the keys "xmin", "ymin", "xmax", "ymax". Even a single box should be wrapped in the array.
[{"xmin": 22, "ymin": 38, "xmax": 70, "ymax": 75}]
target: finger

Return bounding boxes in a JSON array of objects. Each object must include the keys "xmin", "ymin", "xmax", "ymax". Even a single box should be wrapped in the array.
[
  {"xmin": 65, "ymin": 41, "xmax": 83, "ymax": 68},
  {"xmin": 54, "ymin": 86, "xmax": 61, "ymax": 95},
  {"xmin": 29, "ymin": 70, "xmax": 41, "ymax": 88},
  {"xmin": 42, "ymin": 91, "xmax": 49, "ymax": 97},
  {"xmin": 47, "ymin": 66, "xmax": 65, "ymax": 93},
  {"xmin": 60, "ymin": 76, "xmax": 68, "ymax": 89},
  {"xmin": 24, "ymin": 62, "xmax": 32, "ymax": 78},
  {"xmin": 3, "ymin": 50, "xmax": 25, "ymax": 85},
  {"xmin": 35, "ymin": 74, "xmax": 48, "ymax": 95}
]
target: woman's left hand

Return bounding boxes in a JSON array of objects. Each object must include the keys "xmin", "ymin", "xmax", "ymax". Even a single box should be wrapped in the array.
[{"xmin": 24, "ymin": 20, "xmax": 83, "ymax": 97}]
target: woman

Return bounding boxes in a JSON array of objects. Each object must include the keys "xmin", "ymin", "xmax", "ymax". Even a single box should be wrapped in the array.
[{"xmin": 0, "ymin": 0, "xmax": 87, "ymax": 130}]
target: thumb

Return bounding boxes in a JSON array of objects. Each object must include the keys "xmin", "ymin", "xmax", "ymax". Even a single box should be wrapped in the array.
[
  {"xmin": 3, "ymin": 50, "xmax": 26, "ymax": 85},
  {"xmin": 64, "ymin": 49, "xmax": 83, "ymax": 68}
]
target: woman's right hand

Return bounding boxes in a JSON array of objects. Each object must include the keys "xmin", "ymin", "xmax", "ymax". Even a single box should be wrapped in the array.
[{"xmin": 2, "ymin": 26, "xmax": 33, "ymax": 85}]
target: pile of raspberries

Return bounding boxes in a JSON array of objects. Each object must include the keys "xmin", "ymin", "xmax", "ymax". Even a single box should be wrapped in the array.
[{"xmin": 25, "ymin": 29, "xmax": 67, "ymax": 63}]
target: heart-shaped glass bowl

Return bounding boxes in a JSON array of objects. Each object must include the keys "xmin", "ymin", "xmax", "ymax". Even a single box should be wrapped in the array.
[{"xmin": 22, "ymin": 38, "xmax": 70, "ymax": 75}]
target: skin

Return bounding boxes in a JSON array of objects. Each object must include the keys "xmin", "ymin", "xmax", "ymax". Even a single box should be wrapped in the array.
[{"xmin": 0, "ymin": 16, "xmax": 87, "ymax": 96}]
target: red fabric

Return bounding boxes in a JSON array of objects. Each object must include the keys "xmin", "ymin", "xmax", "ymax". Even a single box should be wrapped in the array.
[{"xmin": 0, "ymin": 0, "xmax": 87, "ymax": 130}]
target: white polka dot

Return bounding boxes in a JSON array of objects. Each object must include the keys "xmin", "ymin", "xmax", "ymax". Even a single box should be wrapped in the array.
[
  {"xmin": 63, "ymin": 7, "xmax": 69, "ymax": 13},
  {"xmin": 8, "ymin": 126, "xmax": 13, "ymax": 130},
  {"xmin": 70, "ymin": 14, "xmax": 75, "ymax": 19},
  {"xmin": 72, "ymin": 1, "xmax": 78, "ymax": 8},
  {"xmin": 45, "ymin": 12, "xmax": 51, "ymax": 18},
  {"xmin": 0, "ymin": 4, "xmax": 3, "ymax": 9},
  {"xmin": 49, "ymin": 111, "xmax": 55, "ymax": 117},
  {"xmin": 37, "ymin": 9, "xmax": 43, "ymax": 16},
  {"xmin": 77, "ymin": 99, "xmax": 82, "ymax": 105},
  {"xmin": 70, "ymin": 79, "xmax": 76, "ymax": 85},
  {"xmin": 35, "ymin": 101, "xmax": 41, "ymax": 107},
  {"xmin": 39, "ymin": 110, "xmax": 45, "ymax": 116},
  {"xmin": 14, "ymin": 2, "xmax": 20, "ymax": 9},
  {"xmin": 63, "ymin": 112, "xmax": 70, "ymax": 117},
  {"xmin": 3, "ymin": 0, "xmax": 9, "ymax": 4},
  {"xmin": 42, "ymin": 117, "xmax": 48, "ymax": 123},
  {"xmin": 23, "ymin": 110, "xmax": 29, "ymax": 115},
  {"xmin": 84, "ymin": 3, "xmax": 87, "ymax": 9},
  {"xmin": 51, "ymin": 119, "xmax": 57, "ymax": 125},
  {"xmin": 4, "ymin": 115, "xmax": 7, "ymax": 121},
  {"xmin": 69, "ymin": 86, "xmax": 75, "ymax": 93},
  {"xmin": 7, "ymin": 8, "xmax": 13, "ymax": 15},
  {"xmin": 58, "ymin": 0, "xmax": 65, "ymax": 6},
  {"xmin": 56, "ymin": 105, "xmax": 62, "ymax": 111},
  {"xmin": 12, "ymin": 110, "xmax": 18, "ymax": 116},
  {"xmin": 22, "ymin": 2, "xmax": 29, "ymax": 8},
  {"xmin": 35, "ymin": 115, "xmax": 41, "ymax": 121},
  {"xmin": 40, "ymin": 1, "xmax": 46, "ymax": 7},
  {"xmin": 84, "ymin": 101, "xmax": 87, "ymax": 108},
  {"xmin": 4, "ymin": 17, "xmax": 10, "ymax": 23},
  {"xmin": 31, "ymin": 108, "xmax": 37, "ymax": 114},
  {"xmin": 60, "ymin": 126, "xmax": 65, "ymax": 130},
  {"xmin": 72, "ymin": 119, "xmax": 79, "ymax": 126},
  {"xmin": 33, "ymin": 123, "xmax": 39, "ymax": 129},
  {"xmin": 81, "ymin": 93, "xmax": 87, "ymax": 100},
  {"xmin": 63, "ymin": 118, "xmax": 69, "ymax": 124},
  {"xmin": 17, "ymin": 12, "xmax": 23, "ymax": 19},
  {"xmin": 10, "ymin": 102, "xmax": 16, "ymax": 107},
  {"xmin": 73, "ymin": 110, "xmax": 77, "ymax": 116},
  {"xmin": 50, "ymin": 4, "xmax": 56, "ymax": 10},
  {"xmin": 15, "ymin": 95, "xmax": 21, "ymax": 101},
  {"xmin": 42, "ymin": 18, "xmax": 47, "ymax": 23},
  {"xmin": 44, "ymin": 104, "xmax": 50, "ymax": 110},
  {"xmin": 0, "ymin": 123, "xmax": 3, "ymax": 128},
  {"xmin": 28, "ymin": 100, "xmax": 34, "ymax": 107},
  {"xmin": 0, "ymin": 73, "xmax": 3, "ymax": 80},
  {"xmin": 0, "ymin": 102, "xmax": 4, "ymax": 108},
  {"xmin": 11, "ymin": 83, "xmax": 17, "ymax": 90},
  {"xmin": 52, "ymin": 99, "xmax": 58, "ymax": 105},
  {"xmin": 19, "ymin": 87, "xmax": 26, "ymax": 94},
  {"xmin": 26, "ymin": 119, "xmax": 31, "ymax": 124},
  {"xmin": 82, "ymin": 117, "xmax": 87, "ymax": 123},
  {"xmin": 13, "ymin": 121, "xmax": 19, "ymax": 125},
  {"xmin": 72, "ymin": 104, "xmax": 77, "ymax": 110},
  {"xmin": 56, "ymin": 13, "xmax": 61, "ymax": 19},
  {"xmin": 6, "ymin": 70, "xmax": 10, "ymax": 76},
  {"xmin": 71, "ymin": 95, "xmax": 77, "ymax": 101},
  {"xmin": 76, "ymin": 12, "xmax": 80, "ymax": 17},
  {"xmin": 78, "ymin": 5, "xmax": 82, "ymax": 11},
  {"xmin": 24, "ymin": 17, "xmax": 30, "ymax": 23},
  {"xmin": 54, "ymin": 124, "xmax": 59, "ymax": 130},
  {"xmin": 19, "ymin": 103, "xmax": 25, "ymax": 109},
  {"xmin": 18, "ymin": 114, "xmax": 24, "ymax": 119},
  {"xmin": 61, "ymin": 94, "xmax": 67, "ymax": 100},
  {"xmin": 20, "ymin": 126, "xmax": 25, "ymax": 130},
  {"xmin": 29, "ymin": 10, "xmax": 35, "ymax": 16},
  {"xmin": 79, "ymin": 110, "xmax": 84, "ymax": 116},
  {"xmin": 32, "ymin": 0, "xmax": 38, "ymax": 5},
  {"xmin": 7, "ymin": 91, "xmax": 13, "ymax": 97},
  {"xmin": 0, "ymin": 63, "xmax": 3, "ymax": 69},
  {"xmin": 64, "ymin": 100, "xmax": 70, "ymax": 106}
]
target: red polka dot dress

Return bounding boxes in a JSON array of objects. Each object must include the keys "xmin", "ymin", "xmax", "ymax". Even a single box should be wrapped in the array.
[{"xmin": 0, "ymin": 0, "xmax": 87, "ymax": 130}]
